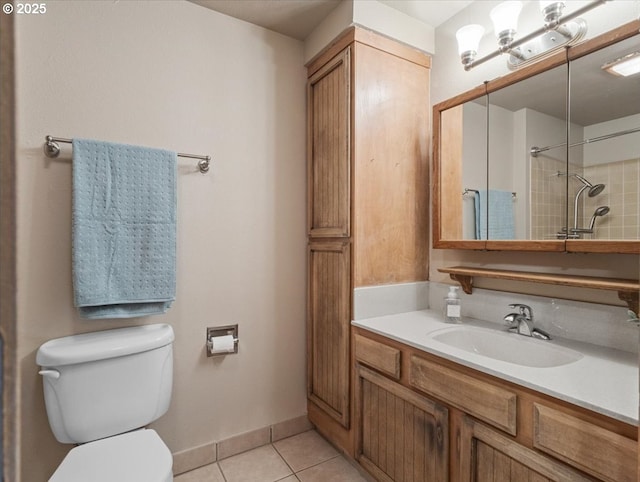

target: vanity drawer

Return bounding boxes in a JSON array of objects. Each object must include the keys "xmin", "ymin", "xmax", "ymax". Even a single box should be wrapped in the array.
[
  {"xmin": 354, "ymin": 334, "xmax": 401, "ymax": 379},
  {"xmin": 533, "ymin": 404, "xmax": 636, "ymax": 482},
  {"xmin": 410, "ymin": 355, "xmax": 517, "ymax": 435}
]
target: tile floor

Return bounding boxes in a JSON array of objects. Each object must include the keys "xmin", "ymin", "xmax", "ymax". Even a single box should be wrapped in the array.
[{"xmin": 175, "ymin": 430, "xmax": 371, "ymax": 482}]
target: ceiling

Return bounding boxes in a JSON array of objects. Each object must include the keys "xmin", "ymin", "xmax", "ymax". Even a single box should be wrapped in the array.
[
  {"xmin": 488, "ymin": 35, "xmax": 640, "ymax": 127},
  {"xmin": 189, "ymin": 0, "xmax": 473, "ymax": 40}
]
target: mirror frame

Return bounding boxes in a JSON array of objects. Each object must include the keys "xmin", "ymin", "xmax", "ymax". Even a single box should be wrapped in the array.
[{"xmin": 433, "ymin": 20, "xmax": 640, "ymax": 254}]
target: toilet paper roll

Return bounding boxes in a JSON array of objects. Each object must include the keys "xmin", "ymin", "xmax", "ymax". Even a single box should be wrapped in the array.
[{"xmin": 210, "ymin": 334, "xmax": 235, "ymax": 354}]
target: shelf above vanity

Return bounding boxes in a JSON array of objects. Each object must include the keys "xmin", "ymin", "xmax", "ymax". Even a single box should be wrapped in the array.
[{"xmin": 438, "ymin": 266, "xmax": 640, "ymax": 316}]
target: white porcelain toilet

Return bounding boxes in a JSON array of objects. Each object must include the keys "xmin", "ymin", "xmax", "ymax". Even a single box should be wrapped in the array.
[{"xmin": 37, "ymin": 323, "xmax": 175, "ymax": 482}]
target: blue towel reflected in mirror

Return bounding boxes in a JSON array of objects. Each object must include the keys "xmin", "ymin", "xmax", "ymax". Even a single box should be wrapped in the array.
[{"xmin": 474, "ymin": 190, "xmax": 515, "ymax": 240}]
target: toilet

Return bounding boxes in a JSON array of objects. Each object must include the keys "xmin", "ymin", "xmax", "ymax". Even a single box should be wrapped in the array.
[{"xmin": 37, "ymin": 323, "xmax": 175, "ymax": 482}]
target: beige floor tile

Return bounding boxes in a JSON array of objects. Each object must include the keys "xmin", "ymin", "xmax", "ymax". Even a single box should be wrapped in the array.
[
  {"xmin": 277, "ymin": 476, "xmax": 300, "ymax": 481},
  {"xmin": 296, "ymin": 457, "xmax": 368, "ymax": 482},
  {"xmin": 174, "ymin": 462, "xmax": 225, "ymax": 482},
  {"xmin": 218, "ymin": 445, "xmax": 293, "ymax": 482},
  {"xmin": 273, "ymin": 430, "xmax": 339, "ymax": 472}
]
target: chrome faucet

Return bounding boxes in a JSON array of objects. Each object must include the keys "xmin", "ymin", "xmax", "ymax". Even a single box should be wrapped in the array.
[{"xmin": 503, "ymin": 303, "xmax": 551, "ymax": 340}]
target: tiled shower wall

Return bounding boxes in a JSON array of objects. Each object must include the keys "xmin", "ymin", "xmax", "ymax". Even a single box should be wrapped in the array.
[
  {"xmin": 582, "ymin": 158, "xmax": 640, "ymax": 240},
  {"xmin": 530, "ymin": 157, "xmax": 640, "ymax": 240},
  {"xmin": 530, "ymin": 155, "xmax": 567, "ymax": 239}
]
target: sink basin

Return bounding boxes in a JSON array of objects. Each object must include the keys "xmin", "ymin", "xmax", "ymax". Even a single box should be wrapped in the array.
[{"xmin": 430, "ymin": 325, "xmax": 583, "ymax": 368}]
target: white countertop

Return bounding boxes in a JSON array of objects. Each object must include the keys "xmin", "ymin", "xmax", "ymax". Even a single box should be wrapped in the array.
[{"xmin": 352, "ymin": 310, "xmax": 639, "ymax": 426}]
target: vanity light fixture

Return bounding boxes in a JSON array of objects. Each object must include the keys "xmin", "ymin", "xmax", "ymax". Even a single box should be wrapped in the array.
[
  {"xmin": 602, "ymin": 51, "xmax": 640, "ymax": 77},
  {"xmin": 455, "ymin": 0, "xmax": 607, "ymax": 71}
]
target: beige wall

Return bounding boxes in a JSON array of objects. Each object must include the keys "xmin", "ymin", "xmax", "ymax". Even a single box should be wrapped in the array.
[{"xmin": 15, "ymin": 2, "xmax": 307, "ymax": 480}]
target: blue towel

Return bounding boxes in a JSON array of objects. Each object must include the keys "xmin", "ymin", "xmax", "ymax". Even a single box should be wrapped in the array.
[
  {"xmin": 72, "ymin": 139, "xmax": 177, "ymax": 319},
  {"xmin": 474, "ymin": 189, "xmax": 515, "ymax": 240}
]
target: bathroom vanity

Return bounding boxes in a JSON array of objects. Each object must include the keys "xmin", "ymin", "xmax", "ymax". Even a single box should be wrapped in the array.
[{"xmin": 352, "ymin": 311, "xmax": 637, "ymax": 482}]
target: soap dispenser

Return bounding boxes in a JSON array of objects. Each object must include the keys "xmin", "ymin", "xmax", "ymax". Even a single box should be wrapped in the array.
[{"xmin": 444, "ymin": 286, "xmax": 462, "ymax": 323}]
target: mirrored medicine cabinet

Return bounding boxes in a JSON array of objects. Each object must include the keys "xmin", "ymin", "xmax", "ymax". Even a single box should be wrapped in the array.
[{"xmin": 433, "ymin": 21, "xmax": 640, "ymax": 254}]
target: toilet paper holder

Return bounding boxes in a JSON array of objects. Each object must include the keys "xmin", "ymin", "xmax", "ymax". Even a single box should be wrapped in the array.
[{"xmin": 206, "ymin": 324, "xmax": 239, "ymax": 357}]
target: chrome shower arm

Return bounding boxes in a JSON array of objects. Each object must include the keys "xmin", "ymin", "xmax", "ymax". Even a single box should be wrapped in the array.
[{"xmin": 573, "ymin": 184, "xmax": 589, "ymax": 230}]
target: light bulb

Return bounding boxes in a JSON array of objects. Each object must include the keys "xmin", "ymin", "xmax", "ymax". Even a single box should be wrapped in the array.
[
  {"xmin": 456, "ymin": 24, "xmax": 485, "ymax": 65},
  {"xmin": 490, "ymin": 1, "xmax": 522, "ymax": 47}
]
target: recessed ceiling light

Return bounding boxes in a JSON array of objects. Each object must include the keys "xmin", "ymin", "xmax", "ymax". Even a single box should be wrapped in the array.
[{"xmin": 602, "ymin": 51, "xmax": 640, "ymax": 77}]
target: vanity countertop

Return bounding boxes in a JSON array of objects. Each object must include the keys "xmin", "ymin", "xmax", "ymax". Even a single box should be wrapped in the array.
[{"xmin": 352, "ymin": 310, "xmax": 639, "ymax": 425}]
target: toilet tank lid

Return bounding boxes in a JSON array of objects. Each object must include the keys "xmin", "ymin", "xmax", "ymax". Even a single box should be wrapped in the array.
[{"xmin": 36, "ymin": 324, "xmax": 174, "ymax": 367}]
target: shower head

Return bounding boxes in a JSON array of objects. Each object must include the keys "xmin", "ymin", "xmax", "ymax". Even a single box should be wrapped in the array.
[
  {"xmin": 588, "ymin": 206, "xmax": 610, "ymax": 230},
  {"xmin": 572, "ymin": 173, "xmax": 605, "ymax": 197},
  {"xmin": 593, "ymin": 205, "xmax": 610, "ymax": 216},
  {"xmin": 587, "ymin": 183, "xmax": 605, "ymax": 197}
]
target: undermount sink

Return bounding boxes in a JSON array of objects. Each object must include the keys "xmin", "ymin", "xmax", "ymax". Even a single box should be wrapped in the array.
[{"xmin": 429, "ymin": 325, "xmax": 583, "ymax": 368}]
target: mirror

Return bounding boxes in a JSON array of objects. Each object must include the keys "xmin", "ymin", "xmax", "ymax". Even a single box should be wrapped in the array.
[
  {"xmin": 433, "ymin": 21, "xmax": 639, "ymax": 253},
  {"xmin": 487, "ymin": 64, "xmax": 568, "ymax": 242},
  {"xmin": 437, "ymin": 93, "xmax": 487, "ymax": 244},
  {"xmin": 566, "ymin": 35, "xmax": 640, "ymax": 247}
]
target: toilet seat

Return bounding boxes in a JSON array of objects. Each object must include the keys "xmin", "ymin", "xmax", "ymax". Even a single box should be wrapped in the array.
[{"xmin": 49, "ymin": 429, "xmax": 173, "ymax": 482}]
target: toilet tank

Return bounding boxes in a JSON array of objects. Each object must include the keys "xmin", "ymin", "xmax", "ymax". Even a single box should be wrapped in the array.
[{"xmin": 36, "ymin": 324, "xmax": 174, "ymax": 444}]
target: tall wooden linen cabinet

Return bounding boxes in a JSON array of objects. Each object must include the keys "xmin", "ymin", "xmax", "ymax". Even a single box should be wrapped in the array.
[{"xmin": 306, "ymin": 28, "xmax": 431, "ymax": 455}]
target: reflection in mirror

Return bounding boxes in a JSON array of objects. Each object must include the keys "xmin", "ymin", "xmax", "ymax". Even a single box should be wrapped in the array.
[
  {"xmin": 440, "ymin": 95, "xmax": 487, "ymax": 241},
  {"xmin": 434, "ymin": 22, "xmax": 639, "ymax": 252},
  {"xmin": 567, "ymin": 35, "xmax": 640, "ymax": 241},
  {"xmin": 487, "ymin": 64, "xmax": 568, "ymax": 240}
]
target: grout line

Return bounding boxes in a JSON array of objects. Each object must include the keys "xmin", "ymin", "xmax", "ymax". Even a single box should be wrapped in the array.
[
  {"xmin": 294, "ymin": 453, "xmax": 341, "ymax": 474},
  {"xmin": 220, "ymin": 464, "xmax": 229, "ymax": 482},
  {"xmin": 271, "ymin": 442, "xmax": 297, "ymax": 476},
  {"xmin": 274, "ymin": 475, "xmax": 300, "ymax": 482},
  {"xmin": 271, "ymin": 433, "xmax": 342, "ymax": 476}
]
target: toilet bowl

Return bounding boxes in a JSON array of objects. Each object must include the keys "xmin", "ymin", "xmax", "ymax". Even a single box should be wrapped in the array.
[{"xmin": 37, "ymin": 324, "xmax": 175, "ymax": 481}]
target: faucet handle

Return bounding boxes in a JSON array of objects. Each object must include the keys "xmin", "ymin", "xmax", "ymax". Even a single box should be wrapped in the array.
[
  {"xmin": 508, "ymin": 303, "xmax": 533, "ymax": 320},
  {"xmin": 503, "ymin": 313, "xmax": 519, "ymax": 329}
]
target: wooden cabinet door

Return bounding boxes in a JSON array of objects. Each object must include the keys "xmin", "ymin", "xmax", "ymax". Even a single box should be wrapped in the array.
[
  {"xmin": 307, "ymin": 47, "xmax": 351, "ymax": 238},
  {"xmin": 459, "ymin": 416, "xmax": 594, "ymax": 482},
  {"xmin": 308, "ymin": 240, "xmax": 350, "ymax": 427},
  {"xmin": 352, "ymin": 41, "xmax": 429, "ymax": 286},
  {"xmin": 410, "ymin": 354, "xmax": 517, "ymax": 436},
  {"xmin": 533, "ymin": 403, "xmax": 636, "ymax": 482},
  {"xmin": 355, "ymin": 365, "xmax": 448, "ymax": 482}
]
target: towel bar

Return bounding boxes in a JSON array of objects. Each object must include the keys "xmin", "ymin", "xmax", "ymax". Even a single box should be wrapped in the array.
[
  {"xmin": 43, "ymin": 135, "xmax": 211, "ymax": 174},
  {"xmin": 463, "ymin": 188, "xmax": 516, "ymax": 198}
]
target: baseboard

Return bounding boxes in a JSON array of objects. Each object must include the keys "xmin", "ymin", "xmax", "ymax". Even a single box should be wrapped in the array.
[
  {"xmin": 172, "ymin": 441, "xmax": 217, "ymax": 476},
  {"xmin": 216, "ymin": 426, "xmax": 271, "ymax": 461},
  {"xmin": 271, "ymin": 414, "xmax": 313, "ymax": 442}
]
